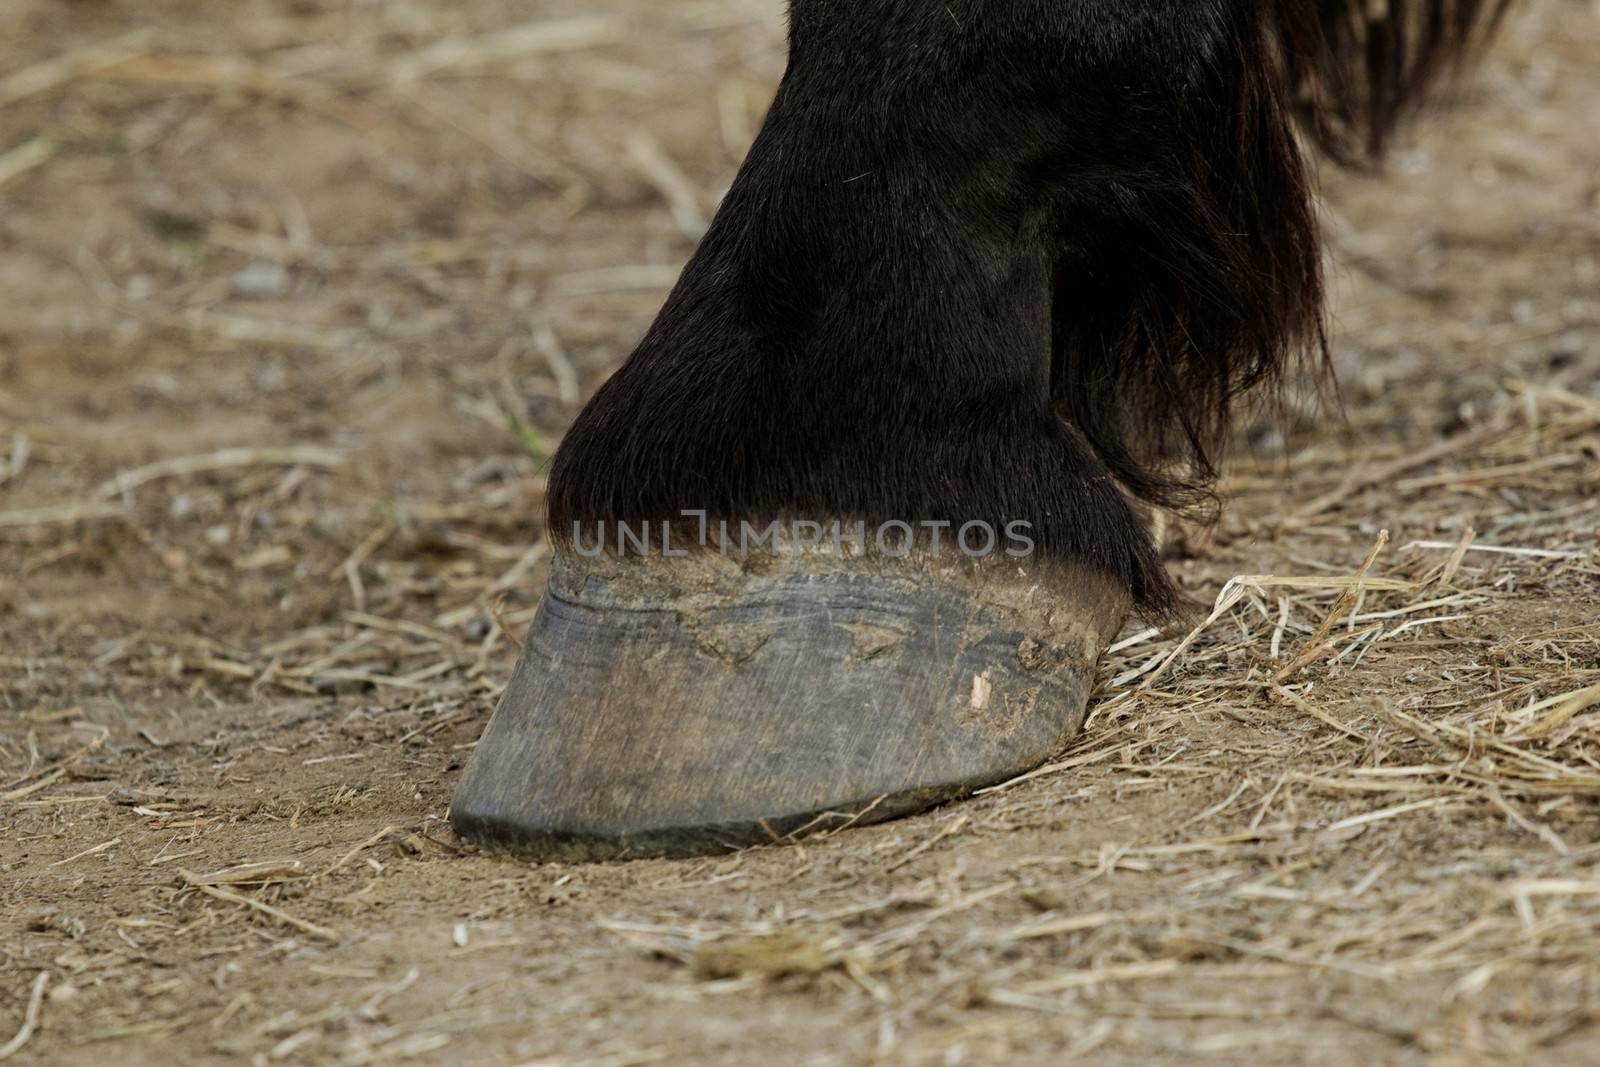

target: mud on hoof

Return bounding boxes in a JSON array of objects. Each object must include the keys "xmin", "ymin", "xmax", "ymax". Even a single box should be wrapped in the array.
[{"xmin": 449, "ymin": 547, "xmax": 1129, "ymax": 861}]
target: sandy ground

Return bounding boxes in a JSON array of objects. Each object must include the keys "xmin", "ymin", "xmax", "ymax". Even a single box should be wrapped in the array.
[{"xmin": 3, "ymin": 2, "xmax": 1599, "ymax": 1064}]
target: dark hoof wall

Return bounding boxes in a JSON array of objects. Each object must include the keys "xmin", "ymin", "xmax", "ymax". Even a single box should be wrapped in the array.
[{"xmin": 450, "ymin": 551, "xmax": 1128, "ymax": 861}]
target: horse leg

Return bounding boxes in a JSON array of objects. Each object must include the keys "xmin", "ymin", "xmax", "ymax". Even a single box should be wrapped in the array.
[{"xmin": 450, "ymin": 0, "xmax": 1507, "ymax": 860}]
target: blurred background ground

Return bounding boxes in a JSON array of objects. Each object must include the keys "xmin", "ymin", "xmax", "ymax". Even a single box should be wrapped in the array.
[{"xmin": 2, "ymin": 1, "xmax": 1599, "ymax": 1064}]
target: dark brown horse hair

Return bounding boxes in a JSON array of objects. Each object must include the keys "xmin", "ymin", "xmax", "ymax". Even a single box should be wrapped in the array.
[{"xmin": 547, "ymin": 1, "xmax": 1510, "ymax": 620}]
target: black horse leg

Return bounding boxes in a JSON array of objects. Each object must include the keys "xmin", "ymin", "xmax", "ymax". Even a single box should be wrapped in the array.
[{"xmin": 450, "ymin": 0, "xmax": 1508, "ymax": 860}]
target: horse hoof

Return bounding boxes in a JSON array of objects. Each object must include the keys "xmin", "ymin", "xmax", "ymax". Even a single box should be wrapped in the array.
[{"xmin": 449, "ymin": 547, "xmax": 1129, "ymax": 860}]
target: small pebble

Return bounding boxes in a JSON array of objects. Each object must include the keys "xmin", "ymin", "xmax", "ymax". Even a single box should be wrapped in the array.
[{"xmin": 230, "ymin": 260, "xmax": 291, "ymax": 298}]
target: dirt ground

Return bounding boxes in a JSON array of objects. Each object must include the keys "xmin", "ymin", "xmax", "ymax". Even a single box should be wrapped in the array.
[{"xmin": 3, "ymin": 2, "xmax": 1599, "ymax": 1064}]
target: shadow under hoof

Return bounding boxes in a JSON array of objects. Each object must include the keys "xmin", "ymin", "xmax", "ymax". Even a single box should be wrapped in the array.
[{"xmin": 450, "ymin": 547, "xmax": 1130, "ymax": 861}]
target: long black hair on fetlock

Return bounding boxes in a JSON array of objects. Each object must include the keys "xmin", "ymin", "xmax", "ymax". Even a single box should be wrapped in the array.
[{"xmin": 1060, "ymin": 0, "xmax": 1512, "ymax": 527}]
